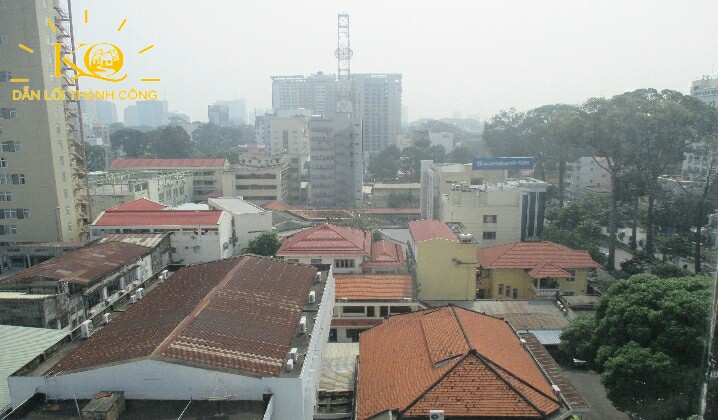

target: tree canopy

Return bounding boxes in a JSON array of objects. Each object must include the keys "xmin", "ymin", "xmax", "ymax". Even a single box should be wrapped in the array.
[
  {"xmin": 242, "ymin": 231, "xmax": 281, "ymax": 256},
  {"xmin": 560, "ymin": 274, "xmax": 713, "ymax": 418}
]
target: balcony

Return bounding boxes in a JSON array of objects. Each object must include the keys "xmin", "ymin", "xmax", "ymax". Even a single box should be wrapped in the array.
[{"xmin": 530, "ymin": 284, "xmax": 559, "ymax": 297}]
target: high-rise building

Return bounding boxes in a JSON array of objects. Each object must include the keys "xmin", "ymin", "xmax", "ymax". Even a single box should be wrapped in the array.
[
  {"xmin": 691, "ymin": 75, "xmax": 718, "ymax": 108},
  {"xmin": 214, "ymin": 99, "xmax": 247, "ymax": 125},
  {"xmin": 270, "ymin": 73, "xmax": 402, "ymax": 153},
  {"xmin": 81, "ymin": 99, "xmax": 118, "ymax": 125},
  {"xmin": 123, "ymin": 104, "xmax": 139, "ymax": 126},
  {"xmin": 309, "ymin": 115, "xmax": 363, "ymax": 208},
  {"xmin": 684, "ymin": 76, "xmax": 718, "ymax": 181},
  {"xmin": 0, "ymin": 0, "xmax": 88, "ymax": 242},
  {"xmin": 136, "ymin": 100, "xmax": 168, "ymax": 127},
  {"xmin": 208, "ymin": 104, "xmax": 229, "ymax": 126}
]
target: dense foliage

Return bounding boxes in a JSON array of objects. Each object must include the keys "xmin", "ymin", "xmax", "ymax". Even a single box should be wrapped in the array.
[
  {"xmin": 242, "ymin": 231, "xmax": 281, "ymax": 256},
  {"xmin": 560, "ymin": 275, "xmax": 713, "ymax": 418}
]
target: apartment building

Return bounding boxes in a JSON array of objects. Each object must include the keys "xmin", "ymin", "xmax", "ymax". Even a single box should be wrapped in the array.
[
  {"xmin": 223, "ymin": 153, "xmax": 291, "ymax": 204},
  {"xmin": 566, "ymin": 156, "xmax": 611, "ymax": 199},
  {"xmin": 0, "ymin": 0, "xmax": 88, "ymax": 242}
]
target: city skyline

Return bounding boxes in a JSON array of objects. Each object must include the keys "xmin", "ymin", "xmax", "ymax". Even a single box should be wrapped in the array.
[{"xmin": 71, "ymin": 0, "xmax": 718, "ymax": 123}]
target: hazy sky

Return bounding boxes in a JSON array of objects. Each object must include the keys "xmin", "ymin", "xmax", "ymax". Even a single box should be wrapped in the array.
[{"xmin": 72, "ymin": 0, "xmax": 718, "ymax": 123}]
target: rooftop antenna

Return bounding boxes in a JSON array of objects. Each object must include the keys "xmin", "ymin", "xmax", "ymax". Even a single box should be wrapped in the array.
[{"xmin": 334, "ymin": 14, "xmax": 353, "ymax": 116}]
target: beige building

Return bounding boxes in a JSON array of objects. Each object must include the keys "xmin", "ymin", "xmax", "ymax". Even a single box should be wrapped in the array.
[
  {"xmin": 88, "ymin": 170, "xmax": 192, "ymax": 218},
  {"xmin": 476, "ymin": 241, "xmax": 600, "ymax": 300},
  {"xmin": 408, "ymin": 220, "xmax": 478, "ymax": 300},
  {"xmin": 439, "ymin": 178, "xmax": 548, "ymax": 247},
  {"xmin": 371, "ymin": 183, "xmax": 420, "ymax": 208},
  {"xmin": 0, "ymin": 0, "xmax": 88, "ymax": 242},
  {"xmin": 108, "ymin": 158, "xmax": 229, "ymax": 202},
  {"xmin": 222, "ymin": 153, "xmax": 291, "ymax": 204}
]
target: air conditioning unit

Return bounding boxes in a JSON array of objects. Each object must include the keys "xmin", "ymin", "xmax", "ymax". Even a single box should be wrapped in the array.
[
  {"xmin": 285, "ymin": 358, "xmax": 294, "ymax": 372},
  {"xmin": 135, "ymin": 288, "xmax": 144, "ymax": 299},
  {"xmin": 403, "ymin": 297, "xmax": 412, "ymax": 303},
  {"xmin": 289, "ymin": 347, "xmax": 298, "ymax": 362},
  {"xmin": 103, "ymin": 313, "xmax": 111, "ymax": 324},
  {"xmin": 314, "ymin": 272, "xmax": 322, "ymax": 283},
  {"xmin": 160, "ymin": 269, "xmax": 169, "ymax": 281},
  {"xmin": 130, "ymin": 295, "xmax": 137, "ymax": 304},
  {"xmin": 299, "ymin": 316, "xmax": 307, "ymax": 334},
  {"xmin": 520, "ymin": 338, "xmax": 527, "ymax": 349},
  {"xmin": 308, "ymin": 291, "xmax": 316, "ymax": 304},
  {"xmin": 80, "ymin": 320, "xmax": 94, "ymax": 338},
  {"xmin": 429, "ymin": 410, "xmax": 444, "ymax": 420},
  {"xmin": 552, "ymin": 384, "xmax": 561, "ymax": 396}
]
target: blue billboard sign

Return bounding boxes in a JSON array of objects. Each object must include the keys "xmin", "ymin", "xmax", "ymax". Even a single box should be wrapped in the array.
[{"xmin": 472, "ymin": 157, "xmax": 535, "ymax": 171}]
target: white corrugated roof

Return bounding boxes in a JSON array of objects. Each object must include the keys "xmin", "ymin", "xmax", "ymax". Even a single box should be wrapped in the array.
[
  {"xmin": 520, "ymin": 329, "xmax": 564, "ymax": 346},
  {"xmin": 0, "ymin": 325, "xmax": 69, "ymax": 411}
]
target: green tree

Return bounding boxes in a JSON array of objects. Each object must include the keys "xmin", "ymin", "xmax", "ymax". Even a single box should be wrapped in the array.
[
  {"xmin": 386, "ymin": 191, "xmax": 414, "ymax": 208},
  {"xmin": 650, "ymin": 262, "xmax": 692, "ymax": 278},
  {"xmin": 85, "ymin": 143, "xmax": 106, "ymax": 172},
  {"xmin": 367, "ymin": 145, "xmax": 401, "ymax": 182},
  {"xmin": 446, "ymin": 145, "xmax": 473, "ymax": 164},
  {"xmin": 110, "ymin": 128, "xmax": 149, "ymax": 157},
  {"xmin": 399, "ymin": 146, "xmax": 426, "ymax": 182},
  {"xmin": 148, "ymin": 126, "xmax": 194, "ymax": 158},
  {"xmin": 560, "ymin": 274, "xmax": 713, "ymax": 418},
  {"xmin": 243, "ymin": 231, "xmax": 281, "ymax": 256}
]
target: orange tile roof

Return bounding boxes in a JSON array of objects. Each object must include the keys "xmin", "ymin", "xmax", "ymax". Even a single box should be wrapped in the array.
[
  {"xmin": 48, "ymin": 256, "xmax": 317, "ymax": 377},
  {"xmin": 261, "ymin": 200, "xmax": 304, "ymax": 212},
  {"xmin": 335, "ymin": 274, "xmax": 413, "ymax": 300},
  {"xmin": 408, "ymin": 220, "xmax": 457, "ymax": 242},
  {"xmin": 357, "ymin": 306, "xmax": 561, "ymax": 419},
  {"xmin": 360, "ymin": 241, "xmax": 406, "ymax": 269},
  {"xmin": 106, "ymin": 198, "xmax": 167, "ymax": 212},
  {"xmin": 276, "ymin": 223, "xmax": 371, "ymax": 257},
  {"xmin": 93, "ymin": 210, "xmax": 224, "ymax": 227},
  {"xmin": 477, "ymin": 241, "xmax": 600, "ymax": 270},
  {"xmin": 528, "ymin": 260, "xmax": 574, "ymax": 279},
  {"xmin": 109, "ymin": 158, "xmax": 227, "ymax": 168}
]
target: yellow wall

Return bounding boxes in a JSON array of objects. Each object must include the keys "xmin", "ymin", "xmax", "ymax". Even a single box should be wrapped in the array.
[
  {"xmin": 482, "ymin": 268, "xmax": 591, "ymax": 299},
  {"xmin": 416, "ymin": 239, "xmax": 476, "ymax": 300}
]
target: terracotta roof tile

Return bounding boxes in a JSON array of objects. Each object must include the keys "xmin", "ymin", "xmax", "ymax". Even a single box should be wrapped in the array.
[
  {"xmin": 408, "ymin": 220, "xmax": 457, "ymax": 242},
  {"xmin": 528, "ymin": 260, "xmax": 574, "ymax": 279},
  {"xmin": 1, "ymin": 242, "xmax": 150, "ymax": 286},
  {"xmin": 477, "ymin": 241, "xmax": 600, "ymax": 270},
  {"xmin": 48, "ymin": 256, "xmax": 317, "ymax": 377},
  {"xmin": 276, "ymin": 224, "xmax": 371, "ymax": 256},
  {"xmin": 335, "ymin": 274, "xmax": 413, "ymax": 300},
  {"xmin": 93, "ymin": 210, "xmax": 224, "ymax": 227},
  {"xmin": 106, "ymin": 198, "xmax": 167, "ymax": 212},
  {"xmin": 357, "ymin": 306, "xmax": 561, "ymax": 419},
  {"xmin": 109, "ymin": 158, "xmax": 227, "ymax": 168},
  {"xmin": 360, "ymin": 241, "xmax": 406, "ymax": 269}
]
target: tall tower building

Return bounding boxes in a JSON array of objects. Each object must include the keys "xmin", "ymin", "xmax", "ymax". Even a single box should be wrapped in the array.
[
  {"xmin": 271, "ymin": 75, "xmax": 307, "ymax": 111},
  {"xmin": 0, "ymin": 0, "xmax": 88, "ymax": 242},
  {"xmin": 352, "ymin": 73, "xmax": 402, "ymax": 153},
  {"xmin": 691, "ymin": 76, "xmax": 718, "ymax": 108}
]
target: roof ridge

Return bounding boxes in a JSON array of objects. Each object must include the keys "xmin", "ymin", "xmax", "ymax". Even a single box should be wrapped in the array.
[
  {"xmin": 450, "ymin": 305, "xmax": 474, "ymax": 351},
  {"xmin": 480, "ymin": 352, "xmax": 561, "ymax": 409},
  {"xmin": 400, "ymin": 352, "xmax": 472, "ymax": 415}
]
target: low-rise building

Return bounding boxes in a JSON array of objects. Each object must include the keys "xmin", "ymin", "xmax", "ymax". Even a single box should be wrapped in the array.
[
  {"xmin": 439, "ymin": 178, "xmax": 548, "ymax": 246},
  {"xmin": 331, "ymin": 273, "xmax": 416, "ymax": 343},
  {"xmin": 223, "ymin": 154, "xmax": 291, "ymax": 204},
  {"xmin": 408, "ymin": 220, "xmax": 478, "ymax": 300},
  {"xmin": 0, "ymin": 233, "xmax": 170, "ymax": 330},
  {"xmin": 356, "ymin": 306, "xmax": 566, "ymax": 419},
  {"xmin": 88, "ymin": 170, "xmax": 193, "ymax": 217},
  {"xmin": 566, "ymin": 157, "xmax": 612, "ymax": 200},
  {"xmin": 276, "ymin": 224, "xmax": 371, "ymax": 273},
  {"xmin": 476, "ymin": 241, "xmax": 601, "ymax": 300},
  {"xmin": 0, "ymin": 242, "xmax": 83, "ymax": 276},
  {"xmin": 207, "ymin": 197, "xmax": 273, "ymax": 251},
  {"xmin": 108, "ymin": 158, "xmax": 229, "ymax": 201},
  {"xmin": 90, "ymin": 199, "xmax": 233, "ymax": 265},
  {"xmin": 7, "ymin": 255, "xmax": 335, "ymax": 420},
  {"xmin": 371, "ymin": 183, "xmax": 420, "ymax": 208}
]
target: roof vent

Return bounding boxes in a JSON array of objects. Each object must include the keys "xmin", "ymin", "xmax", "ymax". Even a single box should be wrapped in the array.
[
  {"xmin": 286, "ymin": 358, "xmax": 295, "ymax": 372},
  {"xmin": 429, "ymin": 410, "xmax": 445, "ymax": 420},
  {"xmin": 308, "ymin": 291, "xmax": 316, "ymax": 304},
  {"xmin": 520, "ymin": 338, "xmax": 527, "ymax": 349},
  {"xmin": 299, "ymin": 316, "xmax": 307, "ymax": 334}
]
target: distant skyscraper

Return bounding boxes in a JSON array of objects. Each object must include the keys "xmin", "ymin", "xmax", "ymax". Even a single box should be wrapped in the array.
[
  {"xmin": 208, "ymin": 104, "xmax": 229, "ymax": 126},
  {"xmin": 214, "ymin": 99, "xmax": 247, "ymax": 125},
  {"xmin": 401, "ymin": 105, "xmax": 409, "ymax": 127},
  {"xmin": 0, "ymin": 0, "xmax": 87, "ymax": 241},
  {"xmin": 136, "ymin": 100, "xmax": 168, "ymax": 127},
  {"xmin": 305, "ymin": 73, "xmax": 336, "ymax": 116},
  {"xmin": 123, "ymin": 104, "xmax": 139, "ymax": 127},
  {"xmin": 691, "ymin": 76, "xmax": 718, "ymax": 108},
  {"xmin": 82, "ymin": 99, "xmax": 118, "ymax": 125},
  {"xmin": 271, "ymin": 75, "xmax": 307, "ymax": 111}
]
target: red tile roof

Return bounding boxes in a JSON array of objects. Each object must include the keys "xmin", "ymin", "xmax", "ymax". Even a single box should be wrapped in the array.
[
  {"xmin": 527, "ymin": 260, "xmax": 574, "ymax": 279},
  {"xmin": 276, "ymin": 224, "xmax": 371, "ymax": 257},
  {"xmin": 335, "ymin": 274, "xmax": 413, "ymax": 300},
  {"xmin": 477, "ymin": 241, "xmax": 601, "ymax": 271},
  {"xmin": 1, "ymin": 242, "xmax": 150, "ymax": 286},
  {"xmin": 357, "ymin": 306, "xmax": 561, "ymax": 419},
  {"xmin": 109, "ymin": 158, "xmax": 227, "ymax": 168},
  {"xmin": 48, "ymin": 256, "xmax": 317, "ymax": 377},
  {"xmin": 408, "ymin": 220, "xmax": 457, "ymax": 242},
  {"xmin": 360, "ymin": 241, "xmax": 406, "ymax": 269},
  {"xmin": 106, "ymin": 198, "xmax": 167, "ymax": 212},
  {"xmin": 93, "ymin": 210, "xmax": 224, "ymax": 227},
  {"xmin": 261, "ymin": 200, "xmax": 303, "ymax": 212}
]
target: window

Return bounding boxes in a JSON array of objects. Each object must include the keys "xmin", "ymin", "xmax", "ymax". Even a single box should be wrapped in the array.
[
  {"xmin": 483, "ymin": 215, "xmax": 497, "ymax": 223},
  {"xmin": 334, "ymin": 259, "xmax": 355, "ymax": 268},
  {"xmin": 63, "ymin": 189, "xmax": 68, "ymax": 198},
  {"xmin": 65, "ymin": 206, "xmax": 70, "ymax": 215},
  {"xmin": 0, "ymin": 225, "xmax": 17, "ymax": 235},
  {"xmin": 68, "ymin": 222, "xmax": 72, "ymax": 231},
  {"xmin": 0, "ymin": 71, "xmax": 11, "ymax": 82},
  {"xmin": 59, "ymin": 156, "xmax": 64, "ymax": 165},
  {"xmin": 0, "ymin": 192, "xmax": 11, "ymax": 201},
  {"xmin": 0, "ymin": 34, "xmax": 8, "ymax": 45},
  {"xmin": 513, "ymin": 288, "xmax": 518, "ymax": 299},
  {"xmin": 286, "ymin": 258, "xmax": 299, "ymax": 263},
  {"xmin": 482, "ymin": 231, "xmax": 497, "ymax": 240},
  {"xmin": 310, "ymin": 258, "xmax": 322, "ymax": 264},
  {"xmin": 566, "ymin": 269, "xmax": 576, "ymax": 282},
  {"xmin": 498, "ymin": 284, "xmax": 504, "ymax": 295},
  {"xmin": 506, "ymin": 286, "xmax": 511, "ymax": 297},
  {"xmin": 2, "ymin": 108, "xmax": 17, "ymax": 119},
  {"xmin": 61, "ymin": 172, "xmax": 66, "ymax": 182},
  {"xmin": 57, "ymin": 139, "xmax": 62, "ymax": 150},
  {"xmin": 0, "ymin": 157, "xmax": 6, "ymax": 167},
  {"xmin": 1, "ymin": 141, "xmax": 21, "ymax": 152},
  {"xmin": 343, "ymin": 306, "xmax": 365, "ymax": 314},
  {"xmin": 0, "ymin": 126, "xmax": 3, "ymax": 134},
  {"xmin": 0, "ymin": 174, "xmax": 25, "ymax": 184}
]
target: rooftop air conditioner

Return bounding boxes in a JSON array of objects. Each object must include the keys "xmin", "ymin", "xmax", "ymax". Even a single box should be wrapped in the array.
[
  {"xmin": 429, "ymin": 410, "xmax": 445, "ymax": 420},
  {"xmin": 299, "ymin": 316, "xmax": 307, "ymax": 334},
  {"xmin": 80, "ymin": 320, "xmax": 94, "ymax": 338},
  {"xmin": 308, "ymin": 291, "xmax": 316, "ymax": 304},
  {"xmin": 286, "ymin": 358, "xmax": 294, "ymax": 372},
  {"xmin": 289, "ymin": 347, "xmax": 298, "ymax": 362},
  {"xmin": 314, "ymin": 272, "xmax": 322, "ymax": 283},
  {"xmin": 130, "ymin": 295, "xmax": 137, "ymax": 304},
  {"xmin": 135, "ymin": 288, "xmax": 144, "ymax": 299},
  {"xmin": 103, "ymin": 313, "xmax": 111, "ymax": 324}
]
